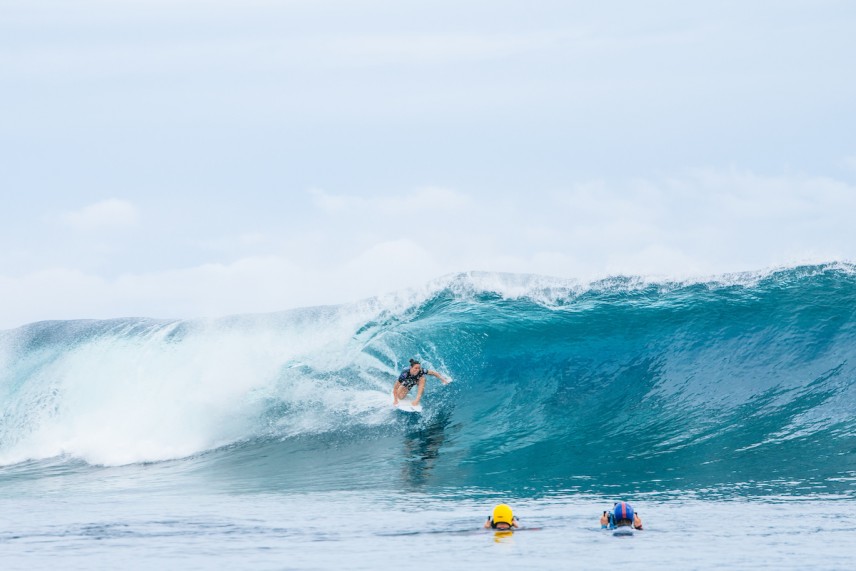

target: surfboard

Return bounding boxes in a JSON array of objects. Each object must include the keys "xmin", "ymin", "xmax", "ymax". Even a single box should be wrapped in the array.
[
  {"xmin": 612, "ymin": 526, "xmax": 634, "ymax": 536},
  {"xmin": 394, "ymin": 400, "xmax": 422, "ymax": 413}
]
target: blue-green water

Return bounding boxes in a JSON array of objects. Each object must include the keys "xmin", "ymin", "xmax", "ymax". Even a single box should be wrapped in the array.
[
  {"xmin": 3, "ymin": 490, "xmax": 856, "ymax": 570},
  {"xmin": 2, "ymin": 264, "xmax": 855, "ymax": 569}
]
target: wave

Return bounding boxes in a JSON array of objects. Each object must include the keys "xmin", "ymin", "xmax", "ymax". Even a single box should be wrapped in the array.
[{"xmin": 1, "ymin": 263, "xmax": 855, "ymax": 496}]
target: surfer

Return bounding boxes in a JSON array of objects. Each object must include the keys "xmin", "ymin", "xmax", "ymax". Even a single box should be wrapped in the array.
[
  {"xmin": 484, "ymin": 504, "xmax": 519, "ymax": 530},
  {"xmin": 600, "ymin": 501, "xmax": 643, "ymax": 530},
  {"xmin": 392, "ymin": 359, "xmax": 449, "ymax": 407}
]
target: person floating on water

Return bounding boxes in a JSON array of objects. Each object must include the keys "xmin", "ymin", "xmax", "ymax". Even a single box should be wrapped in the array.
[
  {"xmin": 484, "ymin": 504, "xmax": 519, "ymax": 530},
  {"xmin": 392, "ymin": 358, "xmax": 449, "ymax": 407},
  {"xmin": 600, "ymin": 501, "xmax": 643, "ymax": 530}
]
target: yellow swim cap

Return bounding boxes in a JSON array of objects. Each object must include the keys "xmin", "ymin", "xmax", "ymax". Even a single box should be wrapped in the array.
[{"xmin": 492, "ymin": 504, "xmax": 514, "ymax": 525}]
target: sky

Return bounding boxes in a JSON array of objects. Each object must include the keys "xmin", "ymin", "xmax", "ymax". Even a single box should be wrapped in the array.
[{"xmin": 1, "ymin": 0, "xmax": 855, "ymax": 329}]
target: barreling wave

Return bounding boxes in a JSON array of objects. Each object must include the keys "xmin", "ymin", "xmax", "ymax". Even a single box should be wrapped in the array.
[{"xmin": 1, "ymin": 263, "xmax": 855, "ymax": 496}]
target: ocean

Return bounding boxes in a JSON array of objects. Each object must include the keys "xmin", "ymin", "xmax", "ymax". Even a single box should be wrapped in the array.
[{"xmin": 2, "ymin": 264, "xmax": 855, "ymax": 569}]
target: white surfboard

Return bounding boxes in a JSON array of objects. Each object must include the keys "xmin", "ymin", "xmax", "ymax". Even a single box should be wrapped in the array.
[{"xmin": 394, "ymin": 400, "xmax": 423, "ymax": 413}]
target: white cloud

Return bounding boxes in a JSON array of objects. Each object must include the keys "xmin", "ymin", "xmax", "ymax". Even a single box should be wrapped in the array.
[
  {"xmin": 0, "ymin": 244, "xmax": 441, "ymax": 329},
  {"xmin": 374, "ymin": 187, "xmax": 473, "ymax": 215},
  {"xmin": 310, "ymin": 186, "xmax": 472, "ymax": 216},
  {"xmin": 59, "ymin": 199, "xmax": 140, "ymax": 232},
  {"xmin": 548, "ymin": 169, "xmax": 856, "ymax": 277},
  {"xmin": 309, "ymin": 188, "xmax": 350, "ymax": 213},
  {"xmin": 342, "ymin": 239, "xmax": 442, "ymax": 289},
  {"xmin": 304, "ymin": 170, "xmax": 855, "ymax": 284},
  {"xmin": 323, "ymin": 32, "xmax": 559, "ymax": 67},
  {"xmin": 3, "ymin": 170, "xmax": 855, "ymax": 330},
  {"xmin": 0, "ymin": 30, "xmax": 557, "ymax": 82}
]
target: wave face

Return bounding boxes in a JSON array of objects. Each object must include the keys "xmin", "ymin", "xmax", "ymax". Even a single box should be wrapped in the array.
[{"xmin": 2, "ymin": 264, "xmax": 856, "ymax": 496}]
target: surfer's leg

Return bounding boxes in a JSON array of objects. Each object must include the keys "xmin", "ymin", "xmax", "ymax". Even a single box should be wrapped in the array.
[
  {"xmin": 411, "ymin": 378, "xmax": 426, "ymax": 406},
  {"xmin": 393, "ymin": 381, "xmax": 409, "ymax": 404}
]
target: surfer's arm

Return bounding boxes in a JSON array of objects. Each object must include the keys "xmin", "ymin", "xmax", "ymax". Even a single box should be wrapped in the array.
[
  {"xmin": 633, "ymin": 513, "xmax": 643, "ymax": 530},
  {"xmin": 484, "ymin": 517, "xmax": 492, "ymax": 529},
  {"xmin": 411, "ymin": 377, "xmax": 426, "ymax": 406},
  {"xmin": 427, "ymin": 370, "xmax": 449, "ymax": 384}
]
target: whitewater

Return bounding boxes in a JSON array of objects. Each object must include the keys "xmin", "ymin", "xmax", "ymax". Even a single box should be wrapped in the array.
[{"xmin": 2, "ymin": 263, "xmax": 856, "ymax": 570}]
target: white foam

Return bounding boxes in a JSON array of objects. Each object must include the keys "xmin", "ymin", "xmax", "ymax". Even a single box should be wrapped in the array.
[{"xmin": 0, "ymin": 307, "xmax": 398, "ymax": 466}]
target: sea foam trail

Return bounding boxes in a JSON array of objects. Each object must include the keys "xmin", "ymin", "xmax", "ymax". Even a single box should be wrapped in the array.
[{"xmin": 1, "ymin": 264, "xmax": 855, "ymax": 496}]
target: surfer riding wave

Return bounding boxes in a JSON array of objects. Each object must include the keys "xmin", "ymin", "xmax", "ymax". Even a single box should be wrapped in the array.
[{"xmin": 392, "ymin": 359, "xmax": 449, "ymax": 407}]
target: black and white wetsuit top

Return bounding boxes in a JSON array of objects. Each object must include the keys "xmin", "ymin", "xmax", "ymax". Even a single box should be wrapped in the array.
[{"xmin": 398, "ymin": 368, "xmax": 428, "ymax": 389}]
